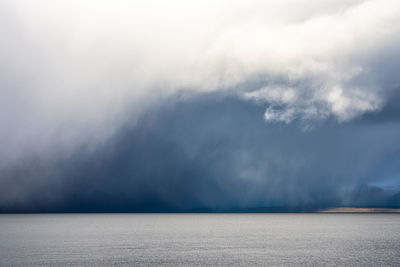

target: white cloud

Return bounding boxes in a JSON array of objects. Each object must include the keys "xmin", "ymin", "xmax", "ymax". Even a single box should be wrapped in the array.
[{"xmin": 1, "ymin": 0, "xmax": 400, "ymax": 164}]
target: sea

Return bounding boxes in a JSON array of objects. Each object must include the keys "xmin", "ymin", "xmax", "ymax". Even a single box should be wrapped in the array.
[{"xmin": 0, "ymin": 214, "xmax": 399, "ymax": 266}]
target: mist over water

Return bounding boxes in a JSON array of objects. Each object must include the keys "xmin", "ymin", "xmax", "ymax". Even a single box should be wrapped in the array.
[
  {"xmin": 1, "ymin": 0, "xmax": 400, "ymax": 212},
  {"xmin": 1, "ymin": 94, "xmax": 400, "ymax": 212}
]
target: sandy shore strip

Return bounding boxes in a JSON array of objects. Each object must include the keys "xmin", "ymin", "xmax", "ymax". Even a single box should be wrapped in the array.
[{"xmin": 320, "ymin": 207, "xmax": 400, "ymax": 213}]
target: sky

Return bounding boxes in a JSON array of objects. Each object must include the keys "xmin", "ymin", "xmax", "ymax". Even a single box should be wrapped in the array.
[{"xmin": 1, "ymin": 0, "xmax": 400, "ymax": 212}]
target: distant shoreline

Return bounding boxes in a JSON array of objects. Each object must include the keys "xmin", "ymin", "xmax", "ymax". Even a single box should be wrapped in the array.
[
  {"xmin": 319, "ymin": 207, "xmax": 400, "ymax": 213},
  {"xmin": 2, "ymin": 207, "xmax": 400, "ymax": 214}
]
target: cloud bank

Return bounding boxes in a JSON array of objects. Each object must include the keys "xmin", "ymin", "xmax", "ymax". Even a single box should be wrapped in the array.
[
  {"xmin": 1, "ymin": 0, "xmax": 400, "ymax": 211},
  {"xmin": 1, "ymin": 94, "xmax": 400, "ymax": 212}
]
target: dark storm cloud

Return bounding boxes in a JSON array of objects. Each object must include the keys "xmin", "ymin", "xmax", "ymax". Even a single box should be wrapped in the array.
[
  {"xmin": 1, "ymin": 0, "xmax": 400, "ymax": 166},
  {"xmin": 1, "ymin": 92, "xmax": 400, "ymax": 212},
  {"xmin": 2, "ymin": 1, "xmax": 400, "ymax": 212}
]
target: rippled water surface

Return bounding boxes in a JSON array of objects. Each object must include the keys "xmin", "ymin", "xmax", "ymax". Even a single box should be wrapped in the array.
[{"xmin": 0, "ymin": 214, "xmax": 399, "ymax": 266}]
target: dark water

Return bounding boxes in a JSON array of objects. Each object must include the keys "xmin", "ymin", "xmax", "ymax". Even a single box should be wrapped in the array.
[{"xmin": 0, "ymin": 214, "xmax": 399, "ymax": 266}]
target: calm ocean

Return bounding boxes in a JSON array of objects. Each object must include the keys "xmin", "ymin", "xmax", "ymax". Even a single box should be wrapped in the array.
[{"xmin": 0, "ymin": 214, "xmax": 399, "ymax": 266}]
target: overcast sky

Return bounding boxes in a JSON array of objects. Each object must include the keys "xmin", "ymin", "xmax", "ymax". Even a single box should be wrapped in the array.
[{"xmin": 1, "ymin": 0, "xmax": 400, "ymax": 212}]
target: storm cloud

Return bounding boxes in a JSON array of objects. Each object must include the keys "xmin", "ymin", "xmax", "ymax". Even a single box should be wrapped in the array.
[{"xmin": 1, "ymin": 0, "xmax": 400, "ymax": 211}]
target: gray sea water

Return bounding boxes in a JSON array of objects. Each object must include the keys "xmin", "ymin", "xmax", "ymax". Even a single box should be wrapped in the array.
[{"xmin": 0, "ymin": 214, "xmax": 399, "ymax": 266}]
